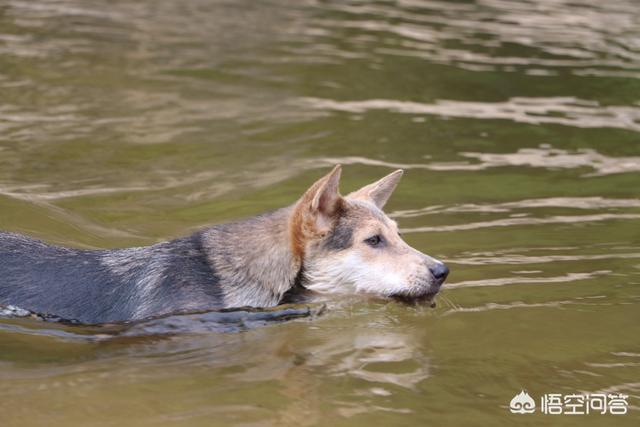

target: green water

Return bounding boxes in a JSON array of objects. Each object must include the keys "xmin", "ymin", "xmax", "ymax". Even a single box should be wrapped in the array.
[{"xmin": 1, "ymin": 0, "xmax": 640, "ymax": 425}]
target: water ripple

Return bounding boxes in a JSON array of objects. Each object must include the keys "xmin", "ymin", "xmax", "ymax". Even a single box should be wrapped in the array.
[
  {"xmin": 442, "ymin": 300, "xmax": 574, "ymax": 316},
  {"xmin": 449, "ymin": 252, "xmax": 640, "ymax": 266},
  {"xmin": 402, "ymin": 213, "xmax": 640, "ymax": 233},
  {"xmin": 455, "ymin": 147, "xmax": 640, "ymax": 176},
  {"xmin": 300, "ymin": 97, "xmax": 640, "ymax": 133},
  {"xmin": 311, "ymin": 0, "xmax": 640, "ymax": 77},
  {"xmin": 448, "ymin": 270, "xmax": 610, "ymax": 289},
  {"xmin": 393, "ymin": 197, "xmax": 640, "ymax": 218},
  {"xmin": 315, "ymin": 147, "xmax": 640, "ymax": 176}
]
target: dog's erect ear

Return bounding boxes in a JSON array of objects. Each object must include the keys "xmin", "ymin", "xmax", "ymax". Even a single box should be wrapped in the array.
[
  {"xmin": 311, "ymin": 165, "xmax": 342, "ymax": 218},
  {"xmin": 295, "ymin": 165, "xmax": 343, "ymax": 233},
  {"xmin": 348, "ymin": 169, "xmax": 403, "ymax": 208}
]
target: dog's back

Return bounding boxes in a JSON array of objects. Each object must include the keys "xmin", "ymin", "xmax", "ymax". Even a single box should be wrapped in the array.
[{"xmin": 0, "ymin": 232, "xmax": 224, "ymax": 323}]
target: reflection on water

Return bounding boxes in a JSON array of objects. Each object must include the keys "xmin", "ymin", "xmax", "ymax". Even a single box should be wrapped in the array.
[
  {"xmin": 302, "ymin": 97, "xmax": 640, "ymax": 133},
  {"xmin": 457, "ymin": 147, "xmax": 640, "ymax": 176},
  {"xmin": 315, "ymin": 0, "xmax": 640, "ymax": 76},
  {"xmin": 0, "ymin": 302, "xmax": 434, "ymax": 425},
  {"xmin": 1, "ymin": 0, "xmax": 640, "ymax": 425},
  {"xmin": 0, "ymin": 304, "xmax": 318, "ymax": 342},
  {"xmin": 447, "ymin": 270, "xmax": 610, "ymax": 289},
  {"xmin": 317, "ymin": 145, "xmax": 640, "ymax": 176},
  {"xmin": 402, "ymin": 213, "xmax": 640, "ymax": 233},
  {"xmin": 394, "ymin": 196, "xmax": 640, "ymax": 217}
]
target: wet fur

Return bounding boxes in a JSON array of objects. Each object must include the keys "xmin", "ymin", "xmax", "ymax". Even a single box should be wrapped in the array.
[
  {"xmin": 0, "ymin": 207, "xmax": 300, "ymax": 323},
  {"xmin": 0, "ymin": 166, "xmax": 447, "ymax": 323}
]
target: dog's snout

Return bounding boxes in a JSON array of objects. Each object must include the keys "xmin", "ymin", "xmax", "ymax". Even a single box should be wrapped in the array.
[{"xmin": 429, "ymin": 263, "xmax": 449, "ymax": 281}]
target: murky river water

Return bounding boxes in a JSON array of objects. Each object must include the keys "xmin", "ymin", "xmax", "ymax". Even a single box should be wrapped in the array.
[{"xmin": 1, "ymin": 0, "xmax": 640, "ymax": 425}]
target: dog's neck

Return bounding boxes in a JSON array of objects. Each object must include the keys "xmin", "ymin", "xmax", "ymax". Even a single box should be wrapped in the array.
[{"xmin": 200, "ymin": 206, "xmax": 302, "ymax": 308}]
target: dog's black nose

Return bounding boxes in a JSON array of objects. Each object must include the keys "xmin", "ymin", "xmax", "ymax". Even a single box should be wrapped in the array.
[{"xmin": 429, "ymin": 263, "xmax": 449, "ymax": 281}]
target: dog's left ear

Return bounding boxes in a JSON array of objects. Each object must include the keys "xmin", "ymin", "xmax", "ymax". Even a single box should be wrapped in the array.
[
  {"xmin": 311, "ymin": 165, "xmax": 342, "ymax": 214},
  {"xmin": 294, "ymin": 165, "xmax": 343, "ymax": 234},
  {"xmin": 348, "ymin": 169, "xmax": 403, "ymax": 208}
]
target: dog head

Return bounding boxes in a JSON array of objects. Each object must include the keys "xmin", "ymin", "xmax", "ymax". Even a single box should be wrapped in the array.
[{"xmin": 290, "ymin": 165, "xmax": 448, "ymax": 302}]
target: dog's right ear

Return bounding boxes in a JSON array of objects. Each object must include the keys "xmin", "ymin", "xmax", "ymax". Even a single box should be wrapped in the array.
[
  {"xmin": 348, "ymin": 169, "xmax": 403, "ymax": 209},
  {"xmin": 293, "ymin": 165, "xmax": 343, "ymax": 235}
]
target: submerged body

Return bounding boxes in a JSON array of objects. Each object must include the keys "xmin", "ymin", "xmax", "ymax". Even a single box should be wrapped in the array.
[
  {"xmin": 0, "ymin": 208, "xmax": 296, "ymax": 323},
  {"xmin": 0, "ymin": 166, "xmax": 449, "ymax": 323}
]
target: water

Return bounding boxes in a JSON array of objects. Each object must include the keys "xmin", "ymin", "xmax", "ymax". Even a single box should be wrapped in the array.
[{"xmin": 1, "ymin": 0, "xmax": 639, "ymax": 425}]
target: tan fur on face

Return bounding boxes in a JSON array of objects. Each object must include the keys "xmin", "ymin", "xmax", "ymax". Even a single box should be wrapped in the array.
[
  {"xmin": 303, "ymin": 199, "xmax": 445, "ymax": 297},
  {"xmin": 288, "ymin": 165, "xmax": 447, "ymax": 300}
]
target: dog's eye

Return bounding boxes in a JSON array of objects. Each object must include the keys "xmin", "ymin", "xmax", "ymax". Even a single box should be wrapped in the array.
[{"xmin": 364, "ymin": 235, "xmax": 383, "ymax": 247}]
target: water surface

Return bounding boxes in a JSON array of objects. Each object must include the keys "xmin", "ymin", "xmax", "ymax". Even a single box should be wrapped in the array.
[{"xmin": 1, "ymin": 0, "xmax": 639, "ymax": 425}]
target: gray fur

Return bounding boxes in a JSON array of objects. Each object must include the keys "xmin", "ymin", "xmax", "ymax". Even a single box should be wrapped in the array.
[
  {"xmin": 322, "ymin": 200, "xmax": 389, "ymax": 251},
  {"xmin": 323, "ymin": 218, "xmax": 354, "ymax": 251},
  {"xmin": 0, "ymin": 206, "xmax": 300, "ymax": 324}
]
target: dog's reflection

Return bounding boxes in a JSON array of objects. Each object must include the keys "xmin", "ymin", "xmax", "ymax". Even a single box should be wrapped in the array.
[{"xmin": 216, "ymin": 313, "xmax": 430, "ymax": 424}]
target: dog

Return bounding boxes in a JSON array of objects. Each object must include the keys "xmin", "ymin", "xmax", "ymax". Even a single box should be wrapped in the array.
[{"xmin": 0, "ymin": 166, "xmax": 449, "ymax": 323}]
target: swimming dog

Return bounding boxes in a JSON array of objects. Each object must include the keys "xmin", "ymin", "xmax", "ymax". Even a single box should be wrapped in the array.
[{"xmin": 0, "ymin": 166, "xmax": 449, "ymax": 323}]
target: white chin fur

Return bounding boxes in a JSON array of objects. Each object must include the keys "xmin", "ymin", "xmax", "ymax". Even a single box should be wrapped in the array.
[{"xmin": 304, "ymin": 252, "xmax": 423, "ymax": 297}]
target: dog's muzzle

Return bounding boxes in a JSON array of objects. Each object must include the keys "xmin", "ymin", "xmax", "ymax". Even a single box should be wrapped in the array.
[{"xmin": 391, "ymin": 262, "xmax": 449, "ymax": 306}]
